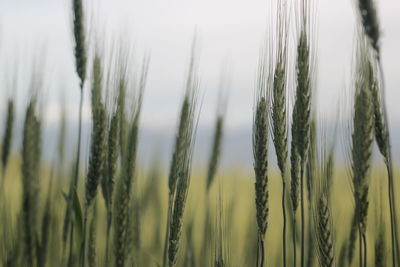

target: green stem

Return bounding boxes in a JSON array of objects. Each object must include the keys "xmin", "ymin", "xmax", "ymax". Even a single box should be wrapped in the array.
[
  {"xmin": 68, "ymin": 86, "xmax": 84, "ymax": 267},
  {"xmin": 282, "ymin": 181, "xmax": 287, "ymax": 267},
  {"xmin": 359, "ymin": 228, "xmax": 362, "ymax": 267},
  {"xmin": 362, "ymin": 233, "xmax": 367, "ymax": 267},
  {"xmin": 293, "ymin": 217, "xmax": 297, "ymax": 267},
  {"xmin": 163, "ymin": 194, "xmax": 174, "ymax": 267},
  {"xmin": 201, "ymin": 193, "xmax": 211, "ymax": 266},
  {"xmin": 378, "ymin": 59, "xmax": 400, "ymax": 266},
  {"xmin": 67, "ymin": 224, "xmax": 75, "ymax": 267},
  {"xmin": 257, "ymin": 234, "xmax": 265, "ymax": 267},
  {"xmin": 300, "ymin": 168, "xmax": 305, "ymax": 267},
  {"xmin": 105, "ymin": 211, "xmax": 112, "ymax": 266},
  {"xmin": 0, "ymin": 169, "xmax": 5, "ymax": 192},
  {"xmin": 81, "ymin": 208, "xmax": 88, "ymax": 267},
  {"xmin": 0, "ymin": 170, "xmax": 5, "ymax": 200},
  {"xmin": 386, "ymin": 162, "xmax": 399, "ymax": 267}
]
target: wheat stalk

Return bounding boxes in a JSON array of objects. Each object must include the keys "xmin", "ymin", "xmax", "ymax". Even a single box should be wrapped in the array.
[
  {"xmin": 183, "ymin": 220, "xmax": 196, "ymax": 267},
  {"xmin": 293, "ymin": 28, "xmax": 312, "ymax": 267},
  {"xmin": 117, "ymin": 77, "xmax": 127, "ymax": 158},
  {"xmin": 21, "ymin": 99, "xmax": 42, "ymax": 267},
  {"xmin": 306, "ymin": 119, "xmax": 317, "ymax": 267},
  {"xmin": 163, "ymin": 38, "xmax": 199, "ymax": 267},
  {"xmin": 167, "ymin": 76, "xmax": 198, "ymax": 267},
  {"xmin": 206, "ymin": 115, "xmax": 224, "ymax": 191},
  {"xmin": 1, "ymin": 100, "xmax": 14, "ymax": 179},
  {"xmin": 114, "ymin": 56, "xmax": 148, "ymax": 267},
  {"xmin": 356, "ymin": 0, "xmax": 399, "ymax": 262},
  {"xmin": 314, "ymin": 195, "xmax": 335, "ymax": 267},
  {"xmin": 350, "ymin": 41, "xmax": 374, "ymax": 267},
  {"xmin": 66, "ymin": 0, "xmax": 87, "ymax": 264},
  {"xmin": 37, "ymin": 167, "xmax": 55, "ymax": 267},
  {"xmin": 312, "ymin": 136, "xmax": 336, "ymax": 267},
  {"xmin": 268, "ymin": 2, "xmax": 289, "ymax": 265},
  {"xmin": 369, "ymin": 58, "xmax": 400, "ymax": 267},
  {"xmin": 374, "ymin": 197, "xmax": 386, "ymax": 267},
  {"xmin": 357, "ymin": 0, "xmax": 380, "ymax": 57},
  {"xmin": 82, "ymin": 54, "xmax": 108, "ymax": 267},
  {"xmin": 202, "ymin": 81, "xmax": 227, "ymax": 264},
  {"xmin": 213, "ymin": 184, "xmax": 229, "ymax": 267},
  {"xmin": 375, "ymin": 229, "xmax": 386, "ymax": 267},
  {"xmin": 72, "ymin": 0, "xmax": 86, "ymax": 87},
  {"xmin": 347, "ymin": 212, "xmax": 358, "ymax": 264},
  {"xmin": 167, "ymin": 85, "xmax": 198, "ymax": 266},
  {"xmin": 102, "ymin": 108, "xmax": 119, "ymax": 265},
  {"xmin": 88, "ymin": 201, "xmax": 97, "ymax": 267},
  {"xmin": 253, "ymin": 50, "xmax": 269, "ymax": 267},
  {"xmin": 85, "ymin": 55, "xmax": 107, "ymax": 210},
  {"xmin": 168, "ymin": 153, "xmax": 193, "ymax": 267},
  {"xmin": 290, "ymin": 110, "xmax": 300, "ymax": 267}
]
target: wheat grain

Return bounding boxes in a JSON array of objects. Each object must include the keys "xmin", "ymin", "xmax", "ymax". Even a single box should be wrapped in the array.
[
  {"xmin": 21, "ymin": 99, "xmax": 41, "ymax": 267},
  {"xmin": 350, "ymin": 44, "xmax": 374, "ymax": 267},
  {"xmin": 314, "ymin": 195, "xmax": 335, "ymax": 267},
  {"xmin": 253, "ymin": 51, "xmax": 269, "ymax": 267},
  {"xmin": 1, "ymin": 100, "xmax": 14, "ymax": 176},
  {"xmin": 357, "ymin": 0, "xmax": 380, "ymax": 55},
  {"xmin": 168, "ymin": 150, "xmax": 195, "ymax": 267},
  {"xmin": 114, "ymin": 57, "xmax": 147, "ymax": 267},
  {"xmin": 72, "ymin": 0, "xmax": 86, "ymax": 87},
  {"xmin": 163, "ymin": 39, "xmax": 199, "ymax": 267},
  {"xmin": 88, "ymin": 201, "xmax": 97, "ymax": 267},
  {"xmin": 206, "ymin": 116, "xmax": 224, "ymax": 191},
  {"xmin": 102, "ymin": 109, "xmax": 119, "ymax": 265},
  {"xmin": 85, "ymin": 56, "xmax": 107, "ymax": 209},
  {"xmin": 67, "ymin": 0, "xmax": 87, "ymax": 264}
]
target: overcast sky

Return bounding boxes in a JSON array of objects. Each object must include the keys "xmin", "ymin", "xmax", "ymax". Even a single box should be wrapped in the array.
[{"xmin": 0, "ymin": 0, "xmax": 399, "ymax": 166}]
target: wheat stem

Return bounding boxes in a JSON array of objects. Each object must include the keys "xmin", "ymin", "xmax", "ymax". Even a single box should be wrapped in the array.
[
  {"xmin": 282, "ymin": 181, "xmax": 287, "ymax": 267},
  {"xmin": 300, "ymin": 167, "xmax": 305, "ymax": 267}
]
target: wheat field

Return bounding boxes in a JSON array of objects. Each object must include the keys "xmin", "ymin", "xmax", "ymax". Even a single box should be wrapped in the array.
[{"xmin": 1, "ymin": 0, "xmax": 399, "ymax": 267}]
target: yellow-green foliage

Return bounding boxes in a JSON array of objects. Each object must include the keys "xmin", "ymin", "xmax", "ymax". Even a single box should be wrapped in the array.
[{"xmin": 1, "ymin": 157, "xmax": 398, "ymax": 266}]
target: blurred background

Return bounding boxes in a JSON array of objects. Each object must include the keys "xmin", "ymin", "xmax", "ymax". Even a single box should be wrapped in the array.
[{"xmin": 0, "ymin": 0, "xmax": 399, "ymax": 170}]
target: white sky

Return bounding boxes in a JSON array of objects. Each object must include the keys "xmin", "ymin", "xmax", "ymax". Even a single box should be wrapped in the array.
[{"xmin": 0, "ymin": 0, "xmax": 399, "ymax": 158}]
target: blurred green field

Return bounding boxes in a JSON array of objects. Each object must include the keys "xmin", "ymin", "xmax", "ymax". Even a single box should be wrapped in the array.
[{"xmin": 1, "ymin": 155, "xmax": 398, "ymax": 266}]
